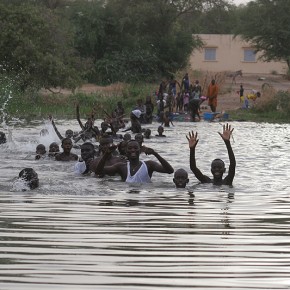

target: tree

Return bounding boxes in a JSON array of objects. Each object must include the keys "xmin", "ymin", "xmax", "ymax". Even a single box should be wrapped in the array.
[
  {"xmin": 0, "ymin": 2, "xmax": 84, "ymax": 91},
  {"xmin": 235, "ymin": 0, "xmax": 290, "ymax": 71},
  {"xmin": 69, "ymin": 0, "xmax": 203, "ymax": 83}
]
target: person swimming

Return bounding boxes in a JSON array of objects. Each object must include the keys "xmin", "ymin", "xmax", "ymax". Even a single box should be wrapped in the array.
[
  {"xmin": 55, "ymin": 138, "xmax": 78, "ymax": 161},
  {"xmin": 94, "ymin": 140, "xmax": 174, "ymax": 183},
  {"xmin": 173, "ymin": 168, "xmax": 189, "ymax": 188},
  {"xmin": 0, "ymin": 131, "xmax": 7, "ymax": 144},
  {"xmin": 18, "ymin": 168, "xmax": 39, "ymax": 190},
  {"xmin": 186, "ymin": 123, "xmax": 236, "ymax": 186},
  {"xmin": 35, "ymin": 144, "xmax": 46, "ymax": 160},
  {"xmin": 74, "ymin": 142, "xmax": 96, "ymax": 175}
]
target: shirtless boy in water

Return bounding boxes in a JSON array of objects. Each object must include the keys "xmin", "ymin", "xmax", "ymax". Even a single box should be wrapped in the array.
[
  {"xmin": 90, "ymin": 135, "xmax": 125, "ymax": 176},
  {"xmin": 94, "ymin": 140, "xmax": 174, "ymax": 183},
  {"xmin": 173, "ymin": 168, "xmax": 189, "ymax": 188},
  {"xmin": 55, "ymin": 138, "xmax": 78, "ymax": 161},
  {"xmin": 186, "ymin": 123, "xmax": 236, "ymax": 186},
  {"xmin": 74, "ymin": 142, "xmax": 96, "ymax": 175}
]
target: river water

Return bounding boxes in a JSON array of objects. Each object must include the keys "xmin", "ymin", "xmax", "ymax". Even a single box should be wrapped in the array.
[{"xmin": 1, "ymin": 119, "xmax": 290, "ymax": 290}]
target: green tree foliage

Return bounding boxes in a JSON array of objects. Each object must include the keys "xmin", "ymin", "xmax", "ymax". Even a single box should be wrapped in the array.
[
  {"xmin": 0, "ymin": 1, "xmax": 83, "ymax": 91},
  {"xmin": 0, "ymin": 0, "xmax": 245, "ymax": 90},
  {"xmin": 68, "ymin": 0, "xmax": 202, "ymax": 84},
  {"xmin": 235, "ymin": 0, "xmax": 290, "ymax": 70}
]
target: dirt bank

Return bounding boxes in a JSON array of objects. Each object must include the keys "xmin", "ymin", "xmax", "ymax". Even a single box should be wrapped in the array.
[
  {"xmin": 217, "ymin": 73, "xmax": 290, "ymax": 111},
  {"xmin": 41, "ymin": 73, "xmax": 289, "ymax": 113}
]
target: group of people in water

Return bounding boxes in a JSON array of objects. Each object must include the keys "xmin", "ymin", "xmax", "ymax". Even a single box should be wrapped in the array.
[
  {"xmin": 2, "ymin": 103, "xmax": 235, "ymax": 191},
  {"xmin": 0, "ymin": 73, "xmax": 238, "ymax": 191}
]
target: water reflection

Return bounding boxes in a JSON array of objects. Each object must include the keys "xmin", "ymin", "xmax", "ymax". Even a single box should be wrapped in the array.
[{"xmin": 1, "ymin": 121, "xmax": 290, "ymax": 289}]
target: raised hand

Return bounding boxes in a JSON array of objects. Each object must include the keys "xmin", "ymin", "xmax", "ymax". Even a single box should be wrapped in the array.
[
  {"xmin": 143, "ymin": 147, "xmax": 155, "ymax": 155},
  {"xmin": 218, "ymin": 123, "xmax": 234, "ymax": 141},
  {"xmin": 105, "ymin": 144, "xmax": 117, "ymax": 154},
  {"xmin": 186, "ymin": 131, "xmax": 199, "ymax": 148}
]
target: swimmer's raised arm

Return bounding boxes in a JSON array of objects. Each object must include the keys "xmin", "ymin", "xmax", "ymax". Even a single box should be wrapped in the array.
[
  {"xmin": 76, "ymin": 104, "xmax": 85, "ymax": 130},
  {"xmin": 143, "ymin": 147, "xmax": 174, "ymax": 174},
  {"xmin": 218, "ymin": 123, "xmax": 236, "ymax": 185},
  {"xmin": 187, "ymin": 131, "xmax": 210, "ymax": 183},
  {"xmin": 50, "ymin": 118, "xmax": 64, "ymax": 141},
  {"xmin": 94, "ymin": 145, "xmax": 123, "ymax": 177}
]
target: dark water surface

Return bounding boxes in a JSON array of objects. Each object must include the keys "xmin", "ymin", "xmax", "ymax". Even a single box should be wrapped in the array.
[{"xmin": 1, "ymin": 120, "xmax": 290, "ymax": 289}]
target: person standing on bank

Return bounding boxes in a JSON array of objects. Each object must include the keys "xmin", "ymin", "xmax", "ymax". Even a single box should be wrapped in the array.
[{"xmin": 207, "ymin": 79, "xmax": 219, "ymax": 112}]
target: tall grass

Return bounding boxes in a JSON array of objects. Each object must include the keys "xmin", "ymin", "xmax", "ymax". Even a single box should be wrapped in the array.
[{"xmin": 1, "ymin": 82, "xmax": 157, "ymax": 120}]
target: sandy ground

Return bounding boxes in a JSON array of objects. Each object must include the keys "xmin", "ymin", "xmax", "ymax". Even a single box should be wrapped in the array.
[
  {"xmin": 42, "ymin": 73, "xmax": 289, "ymax": 112},
  {"xmin": 217, "ymin": 73, "xmax": 290, "ymax": 111}
]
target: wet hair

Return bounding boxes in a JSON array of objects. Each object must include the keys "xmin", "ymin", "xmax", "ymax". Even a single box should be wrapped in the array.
[
  {"xmin": 118, "ymin": 140, "xmax": 128, "ymax": 156},
  {"xmin": 174, "ymin": 168, "xmax": 188, "ymax": 178},
  {"xmin": 81, "ymin": 142, "xmax": 95, "ymax": 149},
  {"xmin": 65, "ymin": 129, "xmax": 73, "ymax": 138},
  {"xmin": 158, "ymin": 125, "xmax": 164, "ymax": 131},
  {"xmin": 99, "ymin": 135, "xmax": 113, "ymax": 145},
  {"xmin": 135, "ymin": 133, "xmax": 144, "ymax": 143},
  {"xmin": 144, "ymin": 129, "xmax": 151, "ymax": 139},
  {"xmin": 101, "ymin": 122, "xmax": 109, "ymax": 130},
  {"xmin": 18, "ymin": 168, "xmax": 39, "ymax": 190},
  {"xmin": 49, "ymin": 142, "xmax": 59, "ymax": 151},
  {"xmin": 61, "ymin": 137, "xmax": 72, "ymax": 145},
  {"xmin": 211, "ymin": 158, "xmax": 225, "ymax": 167},
  {"xmin": 126, "ymin": 139, "xmax": 140, "ymax": 149},
  {"xmin": 0, "ymin": 131, "xmax": 7, "ymax": 144},
  {"xmin": 36, "ymin": 144, "xmax": 46, "ymax": 151},
  {"xmin": 123, "ymin": 133, "xmax": 131, "ymax": 141}
]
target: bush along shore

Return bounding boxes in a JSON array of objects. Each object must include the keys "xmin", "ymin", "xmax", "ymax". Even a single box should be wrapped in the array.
[{"xmin": 1, "ymin": 78, "xmax": 290, "ymax": 124}]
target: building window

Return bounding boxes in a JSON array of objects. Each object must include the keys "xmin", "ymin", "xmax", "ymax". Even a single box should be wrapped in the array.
[
  {"xmin": 204, "ymin": 48, "xmax": 216, "ymax": 61},
  {"xmin": 244, "ymin": 48, "xmax": 256, "ymax": 62}
]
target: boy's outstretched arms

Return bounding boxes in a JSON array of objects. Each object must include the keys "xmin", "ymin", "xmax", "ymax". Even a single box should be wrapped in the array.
[
  {"xmin": 218, "ymin": 123, "xmax": 236, "ymax": 185},
  {"xmin": 186, "ymin": 131, "xmax": 211, "ymax": 183}
]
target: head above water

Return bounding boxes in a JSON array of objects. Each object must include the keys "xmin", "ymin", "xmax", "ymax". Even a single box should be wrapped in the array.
[
  {"xmin": 118, "ymin": 140, "xmax": 128, "ymax": 156},
  {"xmin": 158, "ymin": 126, "xmax": 164, "ymax": 133},
  {"xmin": 126, "ymin": 140, "xmax": 141, "ymax": 159},
  {"xmin": 49, "ymin": 142, "xmax": 60, "ymax": 153},
  {"xmin": 0, "ymin": 131, "xmax": 7, "ymax": 144},
  {"xmin": 36, "ymin": 144, "xmax": 46, "ymax": 155},
  {"xmin": 211, "ymin": 158, "xmax": 226, "ymax": 179},
  {"xmin": 123, "ymin": 133, "xmax": 132, "ymax": 141},
  {"xmin": 99, "ymin": 135, "xmax": 113, "ymax": 153},
  {"xmin": 65, "ymin": 129, "xmax": 73, "ymax": 139},
  {"xmin": 61, "ymin": 138, "xmax": 73, "ymax": 153},
  {"xmin": 135, "ymin": 133, "xmax": 144, "ymax": 145},
  {"xmin": 18, "ymin": 168, "xmax": 39, "ymax": 190},
  {"xmin": 99, "ymin": 135, "xmax": 113, "ymax": 145},
  {"xmin": 173, "ymin": 168, "xmax": 189, "ymax": 188},
  {"xmin": 81, "ymin": 142, "xmax": 95, "ymax": 161},
  {"xmin": 144, "ymin": 129, "xmax": 151, "ymax": 139},
  {"xmin": 101, "ymin": 122, "xmax": 109, "ymax": 131}
]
